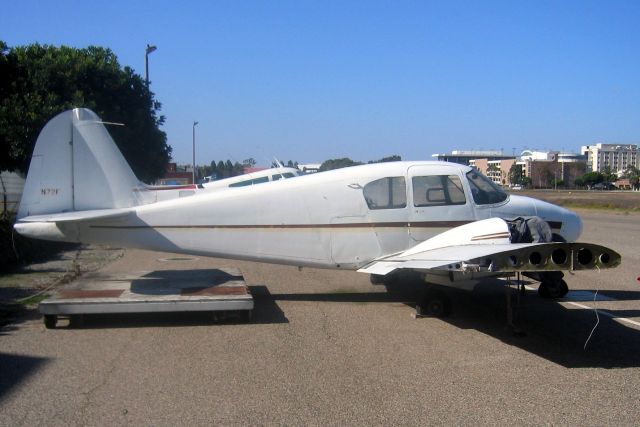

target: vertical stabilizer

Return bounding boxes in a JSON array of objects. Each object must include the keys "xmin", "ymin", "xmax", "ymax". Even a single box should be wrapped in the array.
[{"xmin": 17, "ymin": 108, "xmax": 142, "ymax": 219}]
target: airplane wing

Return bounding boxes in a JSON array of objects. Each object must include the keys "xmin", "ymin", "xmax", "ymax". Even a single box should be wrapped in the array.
[
  {"xmin": 358, "ymin": 218, "xmax": 621, "ymax": 276},
  {"xmin": 358, "ymin": 241, "xmax": 620, "ymax": 276}
]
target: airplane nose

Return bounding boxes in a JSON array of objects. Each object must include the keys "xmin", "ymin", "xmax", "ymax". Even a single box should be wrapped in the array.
[
  {"xmin": 562, "ymin": 209, "xmax": 583, "ymax": 242},
  {"xmin": 533, "ymin": 199, "xmax": 583, "ymax": 242}
]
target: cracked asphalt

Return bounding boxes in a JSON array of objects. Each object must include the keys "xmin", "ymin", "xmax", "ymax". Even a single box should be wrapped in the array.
[{"xmin": 1, "ymin": 210, "xmax": 639, "ymax": 425}]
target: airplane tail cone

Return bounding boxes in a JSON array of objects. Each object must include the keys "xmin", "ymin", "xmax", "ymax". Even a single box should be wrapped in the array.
[{"xmin": 17, "ymin": 108, "xmax": 143, "ymax": 219}]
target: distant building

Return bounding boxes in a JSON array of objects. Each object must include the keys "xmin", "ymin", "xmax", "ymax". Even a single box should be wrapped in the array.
[
  {"xmin": 158, "ymin": 163, "xmax": 193, "ymax": 185},
  {"xmin": 520, "ymin": 150, "xmax": 557, "ymax": 162},
  {"xmin": 432, "ymin": 150, "xmax": 514, "ymax": 166},
  {"xmin": 580, "ymin": 143, "xmax": 638, "ymax": 174},
  {"xmin": 519, "ymin": 150, "xmax": 586, "ymax": 188},
  {"xmin": 469, "ymin": 158, "xmax": 516, "ymax": 186},
  {"xmin": 470, "ymin": 149, "xmax": 586, "ymax": 188}
]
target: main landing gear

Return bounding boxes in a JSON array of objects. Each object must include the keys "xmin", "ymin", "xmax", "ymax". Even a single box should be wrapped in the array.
[{"xmin": 415, "ymin": 287, "xmax": 452, "ymax": 318}]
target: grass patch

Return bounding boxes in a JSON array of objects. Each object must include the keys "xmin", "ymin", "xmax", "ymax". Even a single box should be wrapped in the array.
[
  {"xmin": 18, "ymin": 293, "xmax": 49, "ymax": 306},
  {"xmin": 554, "ymin": 201, "xmax": 640, "ymax": 213}
]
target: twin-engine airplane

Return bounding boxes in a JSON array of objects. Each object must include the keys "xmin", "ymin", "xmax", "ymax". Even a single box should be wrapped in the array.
[{"xmin": 14, "ymin": 109, "xmax": 621, "ymax": 316}]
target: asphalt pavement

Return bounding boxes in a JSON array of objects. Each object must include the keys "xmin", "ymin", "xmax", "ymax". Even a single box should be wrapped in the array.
[{"xmin": 1, "ymin": 210, "xmax": 639, "ymax": 426}]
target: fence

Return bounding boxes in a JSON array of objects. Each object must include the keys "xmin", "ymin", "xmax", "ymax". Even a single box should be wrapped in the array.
[{"xmin": 0, "ymin": 171, "xmax": 25, "ymax": 215}]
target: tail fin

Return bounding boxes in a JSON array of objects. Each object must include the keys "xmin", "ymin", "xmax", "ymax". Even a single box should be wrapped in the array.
[{"xmin": 17, "ymin": 108, "xmax": 142, "ymax": 219}]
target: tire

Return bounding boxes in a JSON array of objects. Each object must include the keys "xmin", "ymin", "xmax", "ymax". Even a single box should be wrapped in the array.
[
  {"xmin": 370, "ymin": 274, "xmax": 385, "ymax": 284},
  {"xmin": 69, "ymin": 314, "xmax": 84, "ymax": 328},
  {"xmin": 421, "ymin": 290, "xmax": 452, "ymax": 318},
  {"xmin": 44, "ymin": 315, "xmax": 57, "ymax": 329},
  {"xmin": 538, "ymin": 280, "xmax": 569, "ymax": 299},
  {"xmin": 369, "ymin": 273, "xmax": 398, "ymax": 286}
]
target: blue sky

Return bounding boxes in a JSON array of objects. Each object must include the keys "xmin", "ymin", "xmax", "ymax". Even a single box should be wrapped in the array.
[{"xmin": 3, "ymin": 0, "xmax": 640, "ymax": 166}]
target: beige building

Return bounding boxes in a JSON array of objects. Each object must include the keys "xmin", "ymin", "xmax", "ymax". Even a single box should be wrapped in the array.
[
  {"xmin": 469, "ymin": 158, "xmax": 516, "ymax": 186},
  {"xmin": 580, "ymin": 143, "xmax": 638, "ymax": 173},
  {"xmin": 471, "ymin": 150, "xmax": 586, "ymax": 188}
]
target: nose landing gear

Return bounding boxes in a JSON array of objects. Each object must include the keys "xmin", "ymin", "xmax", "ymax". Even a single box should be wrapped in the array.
[{"xmin": 535, "ymin": 272, "xmax": 569, "ymax": 299}]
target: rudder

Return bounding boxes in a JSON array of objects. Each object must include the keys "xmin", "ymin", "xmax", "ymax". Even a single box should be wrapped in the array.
[{"xmin": 17, "ymin": 108, "xmax": 142, "ymax": 219}]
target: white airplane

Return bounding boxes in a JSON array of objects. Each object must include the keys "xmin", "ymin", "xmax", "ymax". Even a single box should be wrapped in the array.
[
  {"xmin": 123, "ymin": 163, "xmax": 302, "ymax": 203},
  {"xmin": 14, "ymin": 109, "xmax": 620, "ymax": 316},
  {"xmin": 200, "ymin": 166, "xmax": 301, "ymax": 190}
]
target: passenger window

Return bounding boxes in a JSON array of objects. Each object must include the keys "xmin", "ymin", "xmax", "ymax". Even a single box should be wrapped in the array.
[
  {"xmin": 412, "ymin": 175, "xmax": 466, "ymax": 207},
  {"xmin": 252, "ymin": 177, "xmax": 269, "ymax": 185},
  {"xmin": 363, "ymin": 177, "xmax": 406, "ymax": 210},
  {"xmin": 229, "ymin": 180, "xmax": 251, "ymax": 188},
  {"xmin": 272, "ymin": 174, "xmax": 283, "ymax": 181}
]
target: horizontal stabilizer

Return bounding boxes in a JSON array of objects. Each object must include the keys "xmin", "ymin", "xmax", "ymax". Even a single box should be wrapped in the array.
[
  {"xmin": 17, "ymin": 208, "xmax": 133, "ymax": 223},
  {"xmin": 14, "ymin": 208, "xmax": 134, "ymax": 243}
]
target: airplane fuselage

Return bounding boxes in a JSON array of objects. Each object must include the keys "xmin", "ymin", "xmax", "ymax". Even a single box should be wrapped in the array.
[{"xmin": 45, "ymin": 161, "xmax": 582, "ymax": 270}]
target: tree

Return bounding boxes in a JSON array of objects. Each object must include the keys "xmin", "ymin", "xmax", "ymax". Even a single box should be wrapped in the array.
[
  {"xmin": 580, "ymin": 171, "xmax": 604, "ymax": 189},
  {"xmin": 0, "ymin": 41, "xmax": 170, "ymax": 182},
  {"xmin": 210, "ymin": 160, "xmax": 218, "ymax": 179},
  {"xmin": 242, "ymin": 158, "xmax": 256, "ymax": 167},
  {"xmin": 601, "ymin": 166, "xmax": 617, "ymax": 186},
  {"xmin": 225, "ymin": 160, "xmax": 234, "ymax": 177},
  {"xmin": 622, "ymin": 165, "xmax": 640, "ymax": 190},
  {"xmin": 368, "ymin": 155, "xmax": 401, "ymax": 164},
  {"xmin": 539, "ymin": 165, "xmax": 554, "ymax": 189},
  {"xmin": 508, "ymin": 163, "xmax": 525, "ymax": 186},
  {"xmin": 319, "ymin": 158, "xmax": 362, "ymax": 172},
  {"xmin": 217, "ymin": 160, "xmax": 226, "ymax": 178}
]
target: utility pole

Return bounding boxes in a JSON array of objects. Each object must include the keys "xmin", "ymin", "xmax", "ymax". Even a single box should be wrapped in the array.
[
  {"xmin": 145, "ymin": 44, "xmax": 157, "ymax": 86},
  {"xmin": 192, "ymin": 121, "xmax": 199, "ymax": 184}
]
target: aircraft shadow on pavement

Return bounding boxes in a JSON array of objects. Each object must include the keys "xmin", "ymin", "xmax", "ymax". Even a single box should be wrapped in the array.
[
  {"xmin": 429, "ymin": 281, "xmax": 640, "ymax": 369},
  {"xmin": 264, "ymin": 277, "xmax": 640, "ymax": 369},
  {"xmin": 129, "ymin": 269, "xmax": 245, "ymax": 294},
  {"xmin": 0, "ymin": 352, "xmax": 50, "ymax": 401}
]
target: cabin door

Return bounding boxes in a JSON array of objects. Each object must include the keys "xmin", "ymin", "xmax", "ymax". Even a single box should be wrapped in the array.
[{"xmin": 407, "ymin": 165, "xmax": 474, "ymax": 242}]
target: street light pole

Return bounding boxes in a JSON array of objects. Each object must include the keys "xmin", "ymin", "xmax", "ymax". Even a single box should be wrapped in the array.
[
  {"xmin": 145, "ymin": 44, "xmax": 157, "ymax": 86},
  {"xmin": 192, "ymin": 121, "xmax": 199, "ymax": 184}
]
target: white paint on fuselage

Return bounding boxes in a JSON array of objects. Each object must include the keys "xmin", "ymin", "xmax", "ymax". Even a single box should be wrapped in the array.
[{"xmin": 75, "ymin": 161, "xmax": 581, "ymax": 270}]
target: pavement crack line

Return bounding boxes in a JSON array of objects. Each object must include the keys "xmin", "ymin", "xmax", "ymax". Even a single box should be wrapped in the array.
[{"xmin": 76, "ymin": 330, "xmax": 139, "ymax": 423}]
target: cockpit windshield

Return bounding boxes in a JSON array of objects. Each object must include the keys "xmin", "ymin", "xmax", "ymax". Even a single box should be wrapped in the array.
[{"xmin": 466, "ymin": 170, "xmax": 508, "ymax": 205}]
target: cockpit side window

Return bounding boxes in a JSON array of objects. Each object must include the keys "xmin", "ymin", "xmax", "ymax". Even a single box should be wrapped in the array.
[
  {"xmin": 466, "ymin": 170, "xmax": 508, "ymax": 205},
  {"xmin": 363, "ymin": 176, "xmax": 407, "ymax": 210},
  {"xmin": 412, "ymin": 175, "xmax": 466, "ymax": 207}
]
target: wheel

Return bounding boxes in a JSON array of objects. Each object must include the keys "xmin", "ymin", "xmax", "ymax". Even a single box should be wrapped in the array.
[
  {"xmin": 69, "ymin": 314, "xmax": 84, "ymax": 328},
  {"xmin": 538, "ymin": 279, "xmax": 569, "ymax": 299},
  {"xmin": 44, "ymin": 315, "xmax": 57, "ymax": 329},
  {"xmin": 370, "ymin": 274, "xmax": 385, "ymax": 284},
  {"xmin": 420, "ymin": 290, "xmax": 452, "ymax": 318},
  {"xmin": 370, "ymin": 273, "xmax": 398, "ymax": 285}
]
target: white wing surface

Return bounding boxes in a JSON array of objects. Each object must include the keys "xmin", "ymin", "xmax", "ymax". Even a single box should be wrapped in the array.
[{"xmin": 358, "ymin": 218, "xmax": 620, "ymax": 276}]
